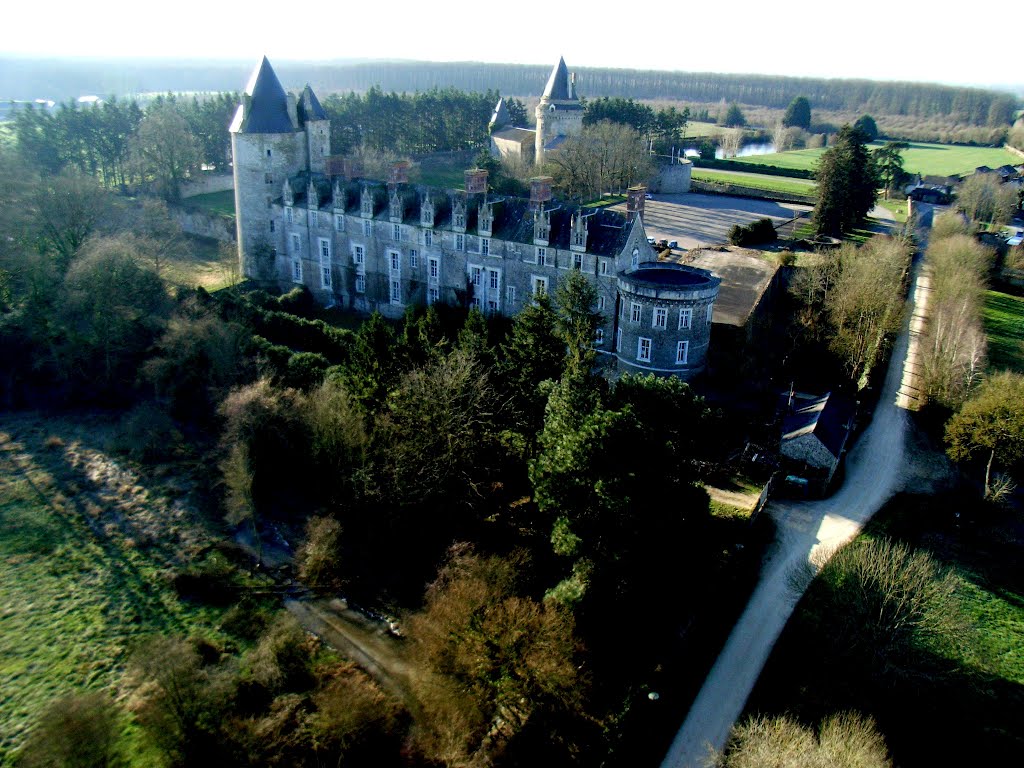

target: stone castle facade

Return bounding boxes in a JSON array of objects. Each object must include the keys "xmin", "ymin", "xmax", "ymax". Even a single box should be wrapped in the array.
[{"xmin": 231, "ymin": 57, "xmax": 719, "ymax": 378}]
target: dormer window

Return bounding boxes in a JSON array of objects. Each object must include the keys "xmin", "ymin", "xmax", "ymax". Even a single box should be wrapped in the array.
[
  {"xmin": 455, "ymin": 212, "xmax": 465, "ymax": 229},
  {"xmin": 286, "ymin": 207, "xmax": 293, "ymax": 224},
  {"xmin": 631, "ymin": 247, "xmax": 640, "ymax": 268}
]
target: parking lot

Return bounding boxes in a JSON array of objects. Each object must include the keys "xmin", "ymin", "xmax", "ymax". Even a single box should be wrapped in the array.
[{"xmin": 613, "ymin": 192, "xmax": 812, "ymax": 250}]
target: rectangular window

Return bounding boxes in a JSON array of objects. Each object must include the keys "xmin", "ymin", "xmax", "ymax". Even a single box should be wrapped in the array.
[
  {"xmin": 616, "ymin": 327, "xmax": 622, "ymax": 352},
  {"xmin": 355, "ymin": 273, "xmax": 365, "ymax": 293},
  {"xmin": 391, "ymin": 280, "xmax": 402, "ymax": 304},
  {"xmin": 265, "ymin": 172, "xmax": 273, "ymax": 184},
  {"xmin": 286, "ymin": 207, "xmax": 293, "ymax": 224},
  {"xmin": 637, "ymin": 337, "xmax": 652, "ymax": 363},
  {"xmin": 363, "ymin": 220, "xmax": 372, "ymax": 237},
  {"xmin": 653, "ymin": 307, "xmax": 667, "ymax": 329},
  {"xmin": 455, "ymin": 234, "xmax": 464, "ymax": 252},
  {"xmin": 487, "ymin": 299, "xmax": 498, "ymax": 313},
  {"xmin": 424, "ymin": 230, "xmax": 433, "ymax": 247},
  {"xmin": 310, "ymin": 210, "xmax": 318, "ymax": 227},
  {"xmin": 334, "ymin": 214, "xmax": 344, "ymax": 232},
  {"xmin": 410, "ymin": 249, "xmax": 419, "ymax": 268},
  {"xmin": 291, "ymin": 233, "xmax": 301, "ymax": 254},
  {"xmin": 393, "ymin": 224, "xmax": 402, "ymax": 241},
  {"xmin": 488, "ymin": 269, "xmax": 499, "ymax": 290},
  {"xmin": 471, "ymin": 266, "xmax": 482, "ymax": 287},
  {"xmin": 319, "ymin": 238, "xmax": 331, "ymax": 260},
  {"xmin": 631, "ymin": 302, "xmax": 642, "ymax": 324},
  {"xmin": 352, "ymin": 245, "xmax": 364, "ymax": 266},
  {"xmin": 533, "ymin": 276, "xmax": 548, "ymax": 297},
  {"xmin": 321, "ymin": 265, "xmax": 332, "ymax": 289},
  {"xmin": 679, "ymin": 308, "xmax": 692, "ymax": 330},
  {"xmin": 481, "ymin": 238, "xmax": 490, "ymax": 256},
  {"xmin": 599, "ymin": 259, "xmax": 609, "ymax": 276},
  {"xmin": 428, "ymin": 286, "xmax": 439, "ymax": 304},
  {"xmin": 389, "ymin": 251, "xmax": 401, "ymax": 273},
  {"xmin": 676, "ymin": 340, "xmax": 689, "ymax": 365},
  {"xmin": 471, "ymin": 296, "xmax": 481, "ymax": 309},
  {"xmin": 536, "ymin": 247, "xmax": 546, "ymax": 265},
  {"xmin": 506, "ymin": 285, "xmax": 516, "ymax": 304},
  {"xmin": 269, "ymin": 219, "xmax": 275, "ymax": 233},
  {"xmin": 429, "ymin": 256, "xmax": 439, "ymax": 283},
  {"xmin": 595, "ymin": 328, "xmax": 604, "ymax": 346},
  {"xmin": 573, "ymin": 253, "xmax": 583, "ymax": 271},
  {"xmin": 544, "ymin": 248, "xmax": 554, "ymax": 267},
  {"xmin": 706, "ymin": 303, "xmax": 714, "ymax": 324},
  {"xmin": 291, "ymin": 259, "xmax": 302, "ymax": 283},
  {"xmin": 598, "ymin": 295, "xmax": 606, "ymax": 311}
]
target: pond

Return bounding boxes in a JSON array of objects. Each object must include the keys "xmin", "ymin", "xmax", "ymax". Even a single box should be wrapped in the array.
[{"xmin": 716, "ymin": 141, "xmax": 776, "ymax": 159}]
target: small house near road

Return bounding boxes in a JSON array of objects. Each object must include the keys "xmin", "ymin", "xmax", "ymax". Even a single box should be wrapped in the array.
[{"xmin": 779, "ymin": 391, "xmax": 855, "ymax": 488}]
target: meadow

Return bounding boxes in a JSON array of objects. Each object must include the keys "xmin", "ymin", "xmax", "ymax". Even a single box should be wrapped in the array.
[
  {"xmin": 690, "ymin": 169, "xmax": 817, "ymax": 197},
  {"xmin": 983, "ymin": 290, "xmax": 1024, "ymax": 371}
]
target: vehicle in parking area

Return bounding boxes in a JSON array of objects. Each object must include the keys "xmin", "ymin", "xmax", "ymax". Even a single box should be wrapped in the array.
[
  {"xmin": 647, "ymin": 237, "xmax": 656, "ymax": 245},
  {"xmin": 668, "ymin": 240, "xmax": 678, "ymax": 249},
  {"xmin": 645, "ymin": 192, "xmax": 653, "ymax": 199}
]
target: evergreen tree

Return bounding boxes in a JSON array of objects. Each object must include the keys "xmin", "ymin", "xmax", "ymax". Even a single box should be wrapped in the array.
[
  {"xmin": 782, "ymin": 96, "xmax": 812, "ymax": 130},
  {"xmin": 813, "ymin": 125, "xmax": 878, "ymax": 236},
  {"xmin": 854, "ymin": 114, "xmax": 879, "ymax": 142}
]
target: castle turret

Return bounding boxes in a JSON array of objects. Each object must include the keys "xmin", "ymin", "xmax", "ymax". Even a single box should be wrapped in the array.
[
  {"xmin": 298, "ymin": 84, "xmax": 330, "ymax": 175},
  {"xmin": 534, "ymin": 56, "xmax": 584, "ymax": 166},
  {"xmin": 230, "ymin": 56, "xmax": 308, "ymax": 280}
]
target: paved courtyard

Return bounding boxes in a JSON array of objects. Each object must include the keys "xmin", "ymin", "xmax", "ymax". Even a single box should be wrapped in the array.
[{"xmin": 613, "ymin": 192, "xmax": 812, "ymax": 250}]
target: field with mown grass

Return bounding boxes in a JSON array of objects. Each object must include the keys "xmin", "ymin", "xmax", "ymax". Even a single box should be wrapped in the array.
[
  {"xmin": 690, "ymin": 169, "xmax": 816, "ymax": 197},
  {"xmin": 732, "ymin": 141, "xmax": 1020, "ymax": 177},
  {"xmin": 983, "ymin": 290, "xmax": 1024, "ymax": 371},
  {"xmin": 0, "ymin": 424, "xmax": 227, "ymax": 766}
]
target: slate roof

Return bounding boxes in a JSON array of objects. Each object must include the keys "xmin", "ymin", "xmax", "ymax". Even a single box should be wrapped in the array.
[
  {"xmin": 542, "ymin": 57, "xmax": 576, "ymax": 101},
  {"xmin": 492, "ymin": 127, "xmax": 535, "ymax": 143},
  {"xmin": 299, "ymin": 85, "xmax": 327, "ymax": 124},
  {"xmin": 238, "ymin": 56, "xmax": 294, "ymax": 134},
  {"xmin": 780, "ymin": 392, "xmax": 854, "ymax": 460},
  {"xmin": 490, "ymin": 97, "xmax": 510, "ymax": 130}
]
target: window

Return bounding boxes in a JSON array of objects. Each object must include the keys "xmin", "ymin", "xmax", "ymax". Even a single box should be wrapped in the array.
[
  {"xmin": 363, "ymin": 220, "xmax": 372, "ymax": 237},
  {"xmin": 599, "ymin": 259, "xmax": 609, "ymax": 276},
  {"xmin": 410, "ymin": 249, "xmax": 419, "ymax": 268},
  {"xmin": 391, "ymin": 280, "xmax": 402, "ymax": 305},
  {"xmin": 536, "ymin": 247, "xmax": 546, "ymax": 265},
  {"xmin": 676, "ymin": 340, "xmax": 689, "ymax": 365},
  {"xmin": 631, "ymin": 247, "xmax": 639, "ymax": 268},
  {"xmin": 429, "ymin": 257, "xmax": 439, "ymax": 283},
  {"xmin": 310, "ymin": 210, "xmax": 318, "ymax": 227},
  {"xmin": 487, "ymin": 299, "xmax": 498, "ymax": 313},
  {"xmin": 653, "ymin": 307, "xmax": 667, "ymax": 329},
  {"xmin": 706, "ymin": 303, "xmax": 714, "ymax": 324},
  {"xmin": 334, "ymin": 214, "xmax": 344, "ymax": 232},
  {"xmin": 428, "ymin": 286, "xmax": 439, "ymax": 304},
  {"xmin": 269, "ymin": 219, "xmax": 275, "ymax": 233},
  {"xmin": 393, "ymin": 224, "xmax": 402, "ymax": 241},
  {"xmin": 470, "ymin": 266, "xmax": 482, "ymax": 287},
  {"xmin": 471, "ymin": 296, "xmax": 482, "ymax": 309},
  {"xmin": 533, "ymin": 276, "xmax": 548, "ymax": 297},
  {"xmin": 265, "ymin": 173, "xmax": 273, "ymax": 185},
  {"xmin": 481, "ymin": 238, "xmax": 490, "ymax": 256},
  {"xmin": 637, "ymin": 337, "xmax": 652, "ymax": 363},
  {"xmin": 455, "ymin": 234, "xmax": 464, "ymax": 251},
  {"xmin": 679, "ymin": 308, "xmax": 692, "ymax": 330},
  {"xmin": 506, "ymin": 285, "xmax": 516, "ymax": 304},
  {"xmin": 266, "ymin": 149, "xmax": 272, "ymax": 158},
  {"xmin": 630, "ymin": 302, "xmax": 642, "ymax": 324},
  {"xmin": 488, "ymin": 269, "xmax": 499, "ymax": 290},
  {"xmin": 598, "ymin": 295, "xmax": 606, "ymax": 311},
  {"xmin": 318, "ymin": 238, "xmax": 330, "ymax": 260},
  {"xmin": 389, "ymin": 251, "xmax": 401, "ymax": 273},
  {"xmin": 286, "ymin": 207, "xmax": 293, "ymax": 224},
  {"xmin": 595, "ymin": 328, "xmax": 604, "ymax": 346},
  {"xmin": 455, "ymin": 212, "xmax": 465, "ymax": 228},
  {"xmin": 573, "ymin": 253, "xmax": 583, "ymax": 271},
  {"xmin": 291, "ymin": 259, "xmax": 302, "ymax": 283},
  {"xmin": 355, "ymin": 273, "xmax": 365, "ymax": 293},
  {"xmin": 424, "ymin": 230, "xmax": 433, "ymax": 247},
  {"xmin": 352, "ymin": 245, "xmax": 364, "ymax": 266},
  {"xmin": 616, "ymin": 327, "xmax": 622, "ymax": 352},
  {"xmin": 291, "ymin": 233, "xmax": 301, "ymax": 254},
  {"xmin": 321, "ymin": 265, "xmax": 332, "ymax": 289}
]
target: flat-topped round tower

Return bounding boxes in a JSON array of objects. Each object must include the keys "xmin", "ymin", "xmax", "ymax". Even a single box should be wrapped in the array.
[{"xmin": 614, "ymin": 263, "xmax": 720, "ymax": 378}]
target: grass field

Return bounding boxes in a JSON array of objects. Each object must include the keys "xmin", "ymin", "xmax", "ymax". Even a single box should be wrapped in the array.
[
  {"xmin": 185, "ymin": 189, "xmax": 236, "ymax": 218},
  {"xmin": 691, "ymin": 169, "xmax": 817, "ymax": 197},
  {"xmin": 731, "ymin": 141, "xmax": 1020, "ymax": 178},
  {"xmin": 0, "ymin": 422, "xmax": 226, "ymax": 764},
  {"xmin": 684, "ymin": 121, "xmax": 743, "ymax": 140},
  {"xmin": 983, "ymin": 290, "xmax": 1024, "ymax": 371},
  {"xmin": 876, "ymin": 198, "xmax": 909, "ymax": 223},
  {"xmin": 162, "ymin": 235, "xmax": 240, "ymax": 291}
]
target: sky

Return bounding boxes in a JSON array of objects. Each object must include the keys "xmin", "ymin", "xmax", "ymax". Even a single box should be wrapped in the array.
[{"xmin": 3, "ymin": 0, "xmax": 1020, "ymax": 91}]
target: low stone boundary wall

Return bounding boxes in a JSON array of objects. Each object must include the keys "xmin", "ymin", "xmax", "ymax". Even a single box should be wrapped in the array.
[{"xmin": 179, "ymin": 173, "xmax": 234, "ymax": 199}]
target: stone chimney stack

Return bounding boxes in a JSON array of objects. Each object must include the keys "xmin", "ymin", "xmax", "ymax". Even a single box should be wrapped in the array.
[{"xmin": 627, "ymin": 185, "xmax": 647, "ymax": 222}]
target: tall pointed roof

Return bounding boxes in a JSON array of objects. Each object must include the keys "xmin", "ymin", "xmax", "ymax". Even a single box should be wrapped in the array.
[
  {"xmin": 541, "ymin": 57, "xmax": 576, "ymax": 102},
  {"xmin": 489, "ymin": 97, "xmax": 511, "ymax": 130},
  {"xmin": 238, "ymin": 56, "xmax": 294, "ymax": 134},
  {"xmin": 298, "ymin": 84, "xmax": 328, "ymax": 124}
]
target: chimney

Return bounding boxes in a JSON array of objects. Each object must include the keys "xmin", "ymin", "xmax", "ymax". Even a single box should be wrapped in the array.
[
  {"xmin": 464, "ymin": 168, "xmax": 488, "ymax": 195},
  {"xmin": 530, "ymin": 176, "xmax": 553, "ymax": 211},
  {"xmin": 626, "ymin": 185, "xmax": 647, "ymax": 222},
  {"xmin": 388, "ymin": 160, "xmax": 410, "ymax": 191}
]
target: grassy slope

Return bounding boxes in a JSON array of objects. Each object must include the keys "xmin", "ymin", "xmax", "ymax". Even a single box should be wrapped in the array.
[
  {"xmin": 0, "ymin": 426, "xmax": 223, "ymax": 765},
  {"xmin": 690, "ymin": 170, "xmax": 816, "ymax": 196},
  {"xmin": 185, "ymin": 189, "xmax": 236, "ymax": 217},
  {"xmin": 162, "ymin": 235, "xmax": 239, "ymax": 291},
  {"xmin": 732, "ymin": 141, "xmax": 1020, "ymax": 177},
  {"xmin": 983, "ymin": 290, "xmax": 1024, "ymax": 371}
]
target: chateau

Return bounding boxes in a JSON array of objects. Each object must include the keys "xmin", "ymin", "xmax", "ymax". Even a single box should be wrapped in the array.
[{"xmin": 231, "ymin": 57, "xmax": 719, "ymax": 378}]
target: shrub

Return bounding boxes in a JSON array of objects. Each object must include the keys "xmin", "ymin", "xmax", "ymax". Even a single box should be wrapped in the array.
[{"xmin": 729, "ymin": 218, "xmax": 777, "ymax": 246}]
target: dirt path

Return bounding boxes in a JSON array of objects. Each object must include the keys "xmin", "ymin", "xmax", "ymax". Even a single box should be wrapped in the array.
[{"xmin": 661, "ymin": 230, "xmax": 932, "ymax": 766}]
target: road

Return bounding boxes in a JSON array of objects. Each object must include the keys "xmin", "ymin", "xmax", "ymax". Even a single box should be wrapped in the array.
[{"xmin": 660, "ymin": 217, "xmax": 931, "ymax": 767}]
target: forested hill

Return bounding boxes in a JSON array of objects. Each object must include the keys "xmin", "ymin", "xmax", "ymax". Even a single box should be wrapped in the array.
[{"xmin": 2, "ymin": 57, "xmax": 1017, "ymax": 126}]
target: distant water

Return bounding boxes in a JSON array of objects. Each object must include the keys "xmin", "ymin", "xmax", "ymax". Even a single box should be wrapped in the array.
[{"xmin": 715, "ymin": 141, "xmax": 776, "ymax": 160}]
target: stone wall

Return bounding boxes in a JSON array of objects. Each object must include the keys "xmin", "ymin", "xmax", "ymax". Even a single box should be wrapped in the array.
[
  {"xmin": 690, "ymin": 179, "xmax": 815, "ymax": 206},
  {"xmin": 171, "ymin": 207, "xmax": 236, "ymax": 242},
  {"xmin": 179, "ymin": 173, "xmax": 234, "ymax": 199},
  {"xmin": 649, "ymin": 159, "xmax": 692, "ymax": 194}
]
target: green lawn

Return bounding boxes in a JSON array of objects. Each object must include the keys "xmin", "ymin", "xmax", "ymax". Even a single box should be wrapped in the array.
[
  {"xmin": 684, "ymin": 121, "xmax": 743, "ymax": 140},
  {"xmin": 732, "ymin": 141, "xmax": 1020, "ymax": 178},
  {"xmin": 983, "ymin": 290, "xmax": 1024, "ymax": 371},
  {"xmin": 185, "ymin": 189, "xmax": 236, "ymax": 218},
  {"xmin": 0, "ymin": 428, "xmax": 225, "ymax": 764},
  {"xmin": 876, "ymin": 198, "xmax": 909, "ymax": 223},
  {"xmin": 691, "ymin": 170, "xmax": 816, "ymax": 197}
]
